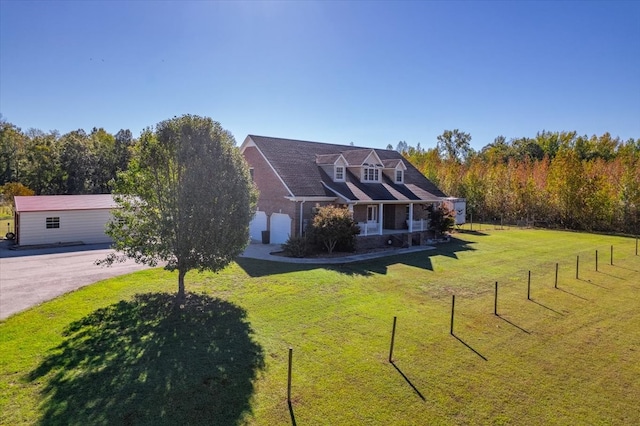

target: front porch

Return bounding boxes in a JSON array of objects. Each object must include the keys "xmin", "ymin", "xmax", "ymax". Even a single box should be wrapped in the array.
[{"xmin": 353, "ymin": 202, "xmax": 434, "ymax": 237}]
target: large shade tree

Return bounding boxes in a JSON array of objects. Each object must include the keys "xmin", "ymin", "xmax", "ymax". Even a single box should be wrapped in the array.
[
  {"xmin": 102, "ymin": 115, "xmax": 257, "ymax": 299},
  {"xmin": 436, "ymin": 129, "xmax": 473, "ymax": 163}
]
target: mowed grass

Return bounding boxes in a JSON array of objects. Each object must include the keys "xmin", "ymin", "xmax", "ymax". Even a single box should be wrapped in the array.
[
  {"xmin": 1, "ymin": 229, "xmax": 639, "ymax": 425},
  {"xmin": 0, "ymin": 205, "xmax": 13, "ymax": 236}
]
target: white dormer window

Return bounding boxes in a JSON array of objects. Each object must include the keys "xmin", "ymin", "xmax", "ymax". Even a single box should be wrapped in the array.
[
  {"xmin": 363, "ymin": 167, "xmax": 379, "ymax": 182},
  {"xmin": 395, "ymin": 170, "xmax": 403, "ymax": 183},
  {"xmin": 335, "ymin": 166, "xmax": 344, "ymax": 181}
]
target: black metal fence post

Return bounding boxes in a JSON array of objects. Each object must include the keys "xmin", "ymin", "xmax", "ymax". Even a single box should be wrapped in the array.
[
  {"xmin": 450, "ymin": 295, "xmax": 455, "ymax": 335},
  {"xmin": 389, "ymin": 316, "xmax": 397, "ymax": 363},
  {"xmin": 494, "ymin": 282, "xmax": 498, "ymax": 316},
  {"xmin": 576, "ymin": 255, "xmax": 579, "ymax": 279},
  {"xmin": 555, "ymin": 263, "xmax": 559, "ymax": 289},
  {"xmin": 287, "ymin": 347, "xmax": 293, "ymax": 404},
  {"xmin": 527, "ymin": 271, "xmax": 531, "ymax": 300}
]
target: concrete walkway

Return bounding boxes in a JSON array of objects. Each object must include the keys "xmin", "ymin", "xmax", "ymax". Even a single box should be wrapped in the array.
[{"xmin": 239, "ymin": 243, "xmax": 435, "ymax": 264}]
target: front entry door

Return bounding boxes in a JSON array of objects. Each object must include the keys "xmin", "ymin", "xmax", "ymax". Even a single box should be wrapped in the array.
[{"xmin": 367, "ymin": 205, "xmax": 378, "ymax": 226}]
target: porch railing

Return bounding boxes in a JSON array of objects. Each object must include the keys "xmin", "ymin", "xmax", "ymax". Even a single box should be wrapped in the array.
[
  {"xmin": 357, "ymin": 222, "xmax": 378, "ymax": 236},
  {"xmin": 407, "ymin": 219, "xmax": 430, "ymax": 232}
]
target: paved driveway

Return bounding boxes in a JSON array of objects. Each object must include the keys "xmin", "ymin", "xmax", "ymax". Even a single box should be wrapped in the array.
[{"xmin": 0, "ymin": 242, "xmax": 154, "ymax": 320}]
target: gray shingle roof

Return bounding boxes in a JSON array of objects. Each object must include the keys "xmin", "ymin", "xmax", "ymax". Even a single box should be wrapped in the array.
[
  {"xmin": 315, "ymin": 154, "xmax": 343, "ymax": 165},
  {"xmin": 340, "ymin": 149, "xmax": 376, "ymax": 166},
  {"xmin": 248, "ymin": 135, "xmax": 447, "ymax": 201}
]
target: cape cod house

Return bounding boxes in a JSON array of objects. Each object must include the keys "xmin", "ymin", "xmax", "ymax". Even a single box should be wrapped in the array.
[{"xmin": 241, "ymin": 135, "xmax": 457, "ymax": 246}]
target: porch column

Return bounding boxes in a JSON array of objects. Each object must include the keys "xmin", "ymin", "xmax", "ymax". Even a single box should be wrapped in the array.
[
  {"xmin": 408, "ymin": 203, "xmax": 414, "ymax": 232},
  {"xmin": 378, "ymin": 202, "xmax": 384, "ymax": 235}
]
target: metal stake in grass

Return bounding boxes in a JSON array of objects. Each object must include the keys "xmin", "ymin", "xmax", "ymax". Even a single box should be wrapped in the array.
[
  {"xmin": 450, "ymin": 295, "xmax": 455, "ymax": 335},
  {"xmin": 287, "ymin": 347, "xmax": 293, "ymax": 404},
  {"xmin": 611, "ymin": 245, "xmax": 613, "ymax": 265},
  {"xmin": 576, "ymin": 255, "xmax": 579, "ymax": 279},
  {"xmin": 555, "ymin": 263, "xmax": 559, "ymax": 289},
  {"xmin": 494, "ymin": 282, "xmax": 498, "ymax": 316},
  {"xmin": 527, "ymin": 271, "xmax": 531, "ymax": 300},
  {"xmin": 636, "ymin": 236, "xmax": 638, "ymax": 256},
  {"xmin": 596, "ymin": 250, "xmax": 598, "ymax": 272},
  {"xmin": 389, "ymin": 316, "xmax": 397, "ymax": 363}
]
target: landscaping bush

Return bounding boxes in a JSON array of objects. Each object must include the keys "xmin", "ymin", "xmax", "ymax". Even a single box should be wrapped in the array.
[
  {"xmin": 429, "ymin": 204, "xmax": 455, "ymax": 237},
  {"xmin": 307, "ymin": 205, "xmax": 360, "ymax": 254},
  {"xmin": 282, "ymin": 235, "xmax": 311, "ymax": 258}
]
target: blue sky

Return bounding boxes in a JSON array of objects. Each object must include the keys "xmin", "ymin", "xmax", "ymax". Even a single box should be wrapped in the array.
[{"xmin": 1, "ymin": 1, "xmax": 639, "ymax": 150}]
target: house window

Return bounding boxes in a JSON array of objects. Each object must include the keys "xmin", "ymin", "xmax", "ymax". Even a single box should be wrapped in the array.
[
  {"xmin": 335, "ymin": 166, "xmax": 344, "ymax": 181},
  {"xmin": 363, "ymin": 167, "xmax": 379, "ymax": 182},
  {"xmin": 249, "ymin": 168, "xmax": 254, "ymax": 181},
  {"xmin": 46, "ymin": 217, "xmax": 60, "ymax": 229},
  {"xmin": 395, "ymin": 170, "xmax": 403, "ymax": 183}
]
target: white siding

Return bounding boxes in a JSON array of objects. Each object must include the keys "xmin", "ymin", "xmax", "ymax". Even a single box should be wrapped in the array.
[
  {"xmin": 443, "ymin": 198, "xmax": 466, "ymax": 225},
  {"xmin": 18, "ymin": 209, "xmax": 114, "ymax": 246}
]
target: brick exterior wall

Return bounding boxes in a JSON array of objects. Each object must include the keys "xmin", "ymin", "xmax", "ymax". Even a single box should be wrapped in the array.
[
  {"xmin": 356, "ymin": 231, "xmax": 432, "ymax": 250},
  {"xmin": 243, "ymin": 146, "xmax": 296, "ymax": 235},
  {"xmin": 353, "ymin": 205, "xmax": 368, "ymax": 223}
]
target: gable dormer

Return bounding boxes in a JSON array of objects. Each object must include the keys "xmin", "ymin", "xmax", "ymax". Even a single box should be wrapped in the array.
[
  {"xmin": 359, "ymin": 150, "xmax": 384, "ymax": 183},
  {"xmin": 316, "ymin": 153, "xmax": 348, "ymax": 182},
  {"xmin": 382, "ymin": 159, "xmax": 407, "ymax": 184},
  {"xmin": 333, "ymin": 156, "xmax": 347, "ymax": 182},
  {"xmin": 339, "ymin": 149, "xmax": 385, "ymax": 183}
]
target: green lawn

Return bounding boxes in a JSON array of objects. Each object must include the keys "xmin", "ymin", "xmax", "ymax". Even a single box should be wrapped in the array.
[
  {"xmin": 1, "ymin": 229, "xmax": 639, "ymax": 425},
  {"xmin": 0, "ymin": 205, "xmax": 13, "ymax": 236}
]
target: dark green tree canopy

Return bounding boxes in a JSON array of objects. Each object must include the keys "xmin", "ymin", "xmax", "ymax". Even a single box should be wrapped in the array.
[
  {"xmin": 428, "ymin": 204, "xmax": 455, "ymax": 236},
  {"xmin": 103, "ymin": 115, "xmax": 257, "ymax": 298},
  {"xmin": 436, "ymin": 129, "xmax": 473, "ymax": 163}
]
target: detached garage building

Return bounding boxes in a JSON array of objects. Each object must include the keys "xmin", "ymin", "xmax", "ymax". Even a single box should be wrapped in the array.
[{"xmin": 13, "ymin": 194, "xmax": 117, "ymax": 246}]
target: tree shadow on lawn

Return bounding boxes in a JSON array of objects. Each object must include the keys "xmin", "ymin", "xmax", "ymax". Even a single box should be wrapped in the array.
[
  {"xmin": 455, "ymin": 229, "xmax": 489, "ymax": 237},
  {"xmin": 27, "ymin": 293, "xmax": 264, "ymax": 426},
  {"xmin": 236, "ymin": 237, "xmax": 476, "ymax": 278}
]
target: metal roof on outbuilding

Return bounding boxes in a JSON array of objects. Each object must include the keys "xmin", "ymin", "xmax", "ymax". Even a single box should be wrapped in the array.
[{"xmin": 14, "ymin": 194, "xmax": 117, "ymax": 212}]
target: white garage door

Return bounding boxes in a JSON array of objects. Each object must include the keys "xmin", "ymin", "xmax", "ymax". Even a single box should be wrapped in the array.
[
  {"xmin": 269, "ymin": 213, "xmax": 291, "ymax": 244},
  {"xmin": 249, "ymin": 211, "xmax": 267, "ymax": 242}
]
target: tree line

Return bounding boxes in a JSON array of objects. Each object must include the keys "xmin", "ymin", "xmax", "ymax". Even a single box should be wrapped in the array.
[
  {"xmin": 400, "ymin": 130, "xmax": 640, "ymax": 235},
  {"xmin": 0, "ymin": 118, "xmax": 133, "ymax": 196},
  {"xmin": 2, "ymin": 116, "xmax": 638, "ymax": 235}
]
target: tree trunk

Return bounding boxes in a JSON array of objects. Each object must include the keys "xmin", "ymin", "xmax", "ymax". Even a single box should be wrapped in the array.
[{"xmin": 177, "ymin": 268, "xmax": 187, "ymax": 301}]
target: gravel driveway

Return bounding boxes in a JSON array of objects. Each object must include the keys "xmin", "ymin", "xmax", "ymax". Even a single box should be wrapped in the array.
[{"xmin": 0, "ymin": 242, "xmax": 154, "ymax": 320}]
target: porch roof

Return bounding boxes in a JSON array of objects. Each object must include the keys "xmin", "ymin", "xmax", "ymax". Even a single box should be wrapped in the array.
[{"xmin": 321, "ymin": 169, "xmax": 443, "ymax": 203}]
